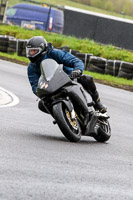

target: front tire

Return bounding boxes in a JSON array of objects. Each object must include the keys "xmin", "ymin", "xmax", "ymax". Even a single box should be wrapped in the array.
[{"xmin": 52, "ymin": 102, "xmax": 81, "ymax": 142}]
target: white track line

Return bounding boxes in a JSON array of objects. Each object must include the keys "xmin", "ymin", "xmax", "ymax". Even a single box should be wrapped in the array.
[{"xmin": 0, "ymin": 87, "xmax": 19, "ymax": 107}]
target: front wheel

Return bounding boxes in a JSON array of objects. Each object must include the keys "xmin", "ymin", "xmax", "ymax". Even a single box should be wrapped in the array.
[
  {"xmin": 94, "ymin": 119, "xmax": 111, "ymax": 142},
  {"xmin": 52, "ymin": 102, "xmax": 82, "ymax": 142}
]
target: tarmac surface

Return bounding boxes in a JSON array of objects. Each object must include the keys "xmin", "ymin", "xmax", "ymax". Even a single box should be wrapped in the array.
[
  {"xmin": 0, "ymin": 87, "xmax": 19, "ymax": 107},
  {"xmin": 0, "ymin": 59, "xmax": 133, "ymax": 200}
]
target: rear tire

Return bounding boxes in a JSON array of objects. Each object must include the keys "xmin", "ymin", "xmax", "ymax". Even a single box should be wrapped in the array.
[
  {"xmin": 94, "ymin": 120, "xmax": 111, "ymax": 142},
  {"xmin": 52, "ymin": 102, "xmax": 81, "ymax": 142}
]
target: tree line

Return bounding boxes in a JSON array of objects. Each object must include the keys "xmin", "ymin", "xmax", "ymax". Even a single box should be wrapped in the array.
[{"xmin": 69, "ymin": 0, "xmax": 133, "ymax": 16}]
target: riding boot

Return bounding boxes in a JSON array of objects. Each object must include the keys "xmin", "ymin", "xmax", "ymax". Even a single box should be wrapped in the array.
[{"xmin": 91, "ymin": 91, "xmax": 107, "ymax": 113}]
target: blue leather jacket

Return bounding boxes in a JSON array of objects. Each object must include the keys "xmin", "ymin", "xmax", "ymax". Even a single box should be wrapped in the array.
[{"xmin": 27, "ymin": 44, "xmax": 84, "ymax": 94}]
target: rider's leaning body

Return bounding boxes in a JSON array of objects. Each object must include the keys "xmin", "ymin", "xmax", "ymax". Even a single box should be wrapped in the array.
[{"xmin": 26, "ymin": 36, "xmax": 106, "ymax": 113}]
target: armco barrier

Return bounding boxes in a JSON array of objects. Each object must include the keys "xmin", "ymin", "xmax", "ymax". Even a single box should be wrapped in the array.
[
  {"xmin": 0, "ymin": 35, "xmax": 15, "ymax": 53},
  {"xmin": 17, "ymin": 39, "xmax": 28, "ymax": 57},
  {"xmin": 0, "ymin": 35, "xmax": 133, "ymax": 80},
  {"xmin": 105, "ymin": 60, "xmax": 121, "ymax": 77},
  {"xmin": 0, "ymin": 36, "xmax": 28, "ymax": 56},
  {"xmin": 76, "ymin": 53, "xmax": 93, "ymax": 70},
  {"xmin": 88, "ymin": 56, "xmax": 107, "ymax": 74},
  {"xmin": 7, "ymin": 38, "xmax": 18, "ymax": 54},
  {"xmin": 118, "ymin": 62, "xmax": 133, "ymax": 79}
]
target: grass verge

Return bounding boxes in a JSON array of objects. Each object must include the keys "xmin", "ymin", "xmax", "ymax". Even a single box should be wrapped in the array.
[
  {"xmin": 1, "ymin": 25, "xmax": 133, "ymax": 62},
  {"xmin": 0, "ymin": 52, "xmax": 132, "ymax": 92},
  {"xmin": 1, "ymin": 24, "xmax": 133, "ymax": 63}
]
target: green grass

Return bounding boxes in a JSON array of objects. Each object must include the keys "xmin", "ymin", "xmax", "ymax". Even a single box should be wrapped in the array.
[
  {"xmin": 0, "ymin": 25, "xmax": 133, "ymax": 89},
  {"xmin": 0, "ymin": 51, "xmax": 133, "ymax": 89},
  {"xmin": 84, "ymin": 70, "xmax": 133, "ymax": 87},
  {"xmin": 8, "ymin": 0, "xmax": 133, "ymax": 21},
  {"xmin": 0, "ymin": 52, "xmax": 29, "ymax": 63},
  {"xmin": 1, "ymin": 25, "xmax": 133, "ymax": 62}
]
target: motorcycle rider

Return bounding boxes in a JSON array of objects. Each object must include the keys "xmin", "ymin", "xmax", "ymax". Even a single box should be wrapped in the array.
[{"xmin": 26, "ymin": 36, "xmax": 106, "ymax": 116}]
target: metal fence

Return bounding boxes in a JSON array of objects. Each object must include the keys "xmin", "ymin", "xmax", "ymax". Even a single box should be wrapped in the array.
[
  {"xmin": 0, "ymin": 0, "xmax": 8, "ymax": 23},
  {"xmin": 63, "ymin": 6, "xmax": 133, "ymax": 51}
]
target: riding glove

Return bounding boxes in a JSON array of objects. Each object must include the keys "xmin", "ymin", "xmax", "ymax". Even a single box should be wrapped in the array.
[{"xmin": 70, "ymin": 69, "xmax": 82, "ymax": 79}]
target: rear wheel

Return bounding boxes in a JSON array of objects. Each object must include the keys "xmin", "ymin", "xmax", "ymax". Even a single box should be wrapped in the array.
[
  {"xmin": 52, "ymin": 102, "xmax": 81, "ymax": 142},
  {"xmin": 94, "ymin": 119, "xmax": 111, "ymax": 142}
]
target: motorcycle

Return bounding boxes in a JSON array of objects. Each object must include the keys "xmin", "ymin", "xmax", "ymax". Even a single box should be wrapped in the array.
[{"xmin": 37, "ymin": 59, "xmax": 111, "ymax": 142}]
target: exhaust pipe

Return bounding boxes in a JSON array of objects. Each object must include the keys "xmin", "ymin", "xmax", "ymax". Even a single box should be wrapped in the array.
[{"xmin": 85, "ymin": 112, "xmax": 99, "ymax": 136}]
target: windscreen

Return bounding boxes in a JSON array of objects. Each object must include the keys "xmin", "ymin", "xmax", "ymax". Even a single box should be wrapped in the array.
[
  {"xmin": 6, "ymin": 8, "xmax": 17, "ymax": 16},
  {"xmin": 40, "ymin": 59, "xmax": 59, "ymax": 81}
]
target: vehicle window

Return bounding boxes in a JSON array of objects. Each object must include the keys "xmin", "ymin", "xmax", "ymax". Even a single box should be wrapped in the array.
[{"xmin": 6, "ymin": 8, "xmax": 16, "ymax": 16}]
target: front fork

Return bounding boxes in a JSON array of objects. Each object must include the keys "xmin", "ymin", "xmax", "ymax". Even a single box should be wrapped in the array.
[{"xmin": 52, "ymin": 97, "xmax": 76, "ymax": 119}]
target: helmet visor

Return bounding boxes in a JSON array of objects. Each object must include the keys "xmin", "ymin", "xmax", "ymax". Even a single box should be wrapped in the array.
[{"xmin": 26, "ymin": 47, "xmax": 42, "ymax": 58}]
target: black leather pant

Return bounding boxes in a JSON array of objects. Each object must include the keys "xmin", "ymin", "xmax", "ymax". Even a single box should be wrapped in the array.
[{"xmin": 78, "ymin": 74, "xmax": 97, "ymax": 95}]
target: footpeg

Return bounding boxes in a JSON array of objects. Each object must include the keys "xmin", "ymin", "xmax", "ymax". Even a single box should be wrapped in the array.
[{"xmin": 99, "ymin": 112, "xmax": 110, "ymax": 119}]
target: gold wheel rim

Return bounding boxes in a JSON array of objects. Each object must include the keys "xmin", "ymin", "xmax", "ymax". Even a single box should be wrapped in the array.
[{"xmin": 66, "ymin": 111, "xmax": 77, "ymax": 129}]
